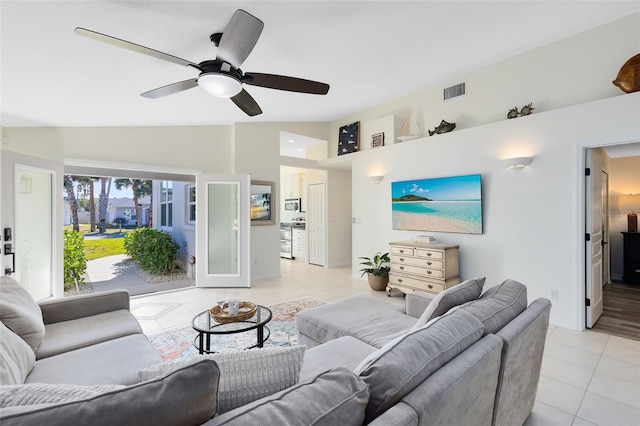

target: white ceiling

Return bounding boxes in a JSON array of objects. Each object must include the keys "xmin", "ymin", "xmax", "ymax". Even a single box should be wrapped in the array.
[{"xmin": 1, "ymin": 1, "xmax": 639, "ymax": 128}]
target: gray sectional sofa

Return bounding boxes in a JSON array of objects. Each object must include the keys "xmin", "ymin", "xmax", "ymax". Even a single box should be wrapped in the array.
[{"xmin": 1, "ymin": 275, "xmax": 550, "ymax": 426}]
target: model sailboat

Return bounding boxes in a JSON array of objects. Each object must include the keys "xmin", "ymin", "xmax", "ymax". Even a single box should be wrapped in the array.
[{"xmin": 397, "ymin": 114, "xmax": 421, "ymax": 142}]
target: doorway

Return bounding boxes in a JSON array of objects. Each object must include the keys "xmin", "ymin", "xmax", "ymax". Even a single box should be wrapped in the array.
[{"xmin": 584, "ymin": 143, "xmax": 640, "ymax": 340}]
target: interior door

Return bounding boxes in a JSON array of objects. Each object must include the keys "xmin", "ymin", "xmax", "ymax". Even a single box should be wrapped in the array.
[
  {"xmin": 585, "ymin": 149, "xmax": 604, "ymax": 327},
  {"xmin": 1, "ymin": 151, "xmax": 64, "ymax": 300},
  {"xmin": 601, "ymin": 170, "xmax": 610, "ymax": 286},
  {"xmin": 308, "ymin": 182, "xmax": 326, "ymax": 267},
  {"xmin": 195, "ymin": 174, "xmax": 250, "ymax": 287}
]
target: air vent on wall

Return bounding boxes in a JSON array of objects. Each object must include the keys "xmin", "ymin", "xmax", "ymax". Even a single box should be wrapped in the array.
[{"xmin": 443, "ymin": 82, "xmax": 466, "ymax": 100}]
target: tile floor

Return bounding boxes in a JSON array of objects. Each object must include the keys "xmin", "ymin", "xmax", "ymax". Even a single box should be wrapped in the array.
[{"xmin": 131, "ymin": 260, "xmax": 640, "ymax": 426}]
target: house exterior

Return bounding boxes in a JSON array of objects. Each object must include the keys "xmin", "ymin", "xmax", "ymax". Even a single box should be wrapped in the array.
[
  {"xmin": 63, "ymin": 196, "xmax": 151, "ymax": 227},
  {"xmin": 1, "ymin": 12, "xmax": 639, "ymax": 332}
]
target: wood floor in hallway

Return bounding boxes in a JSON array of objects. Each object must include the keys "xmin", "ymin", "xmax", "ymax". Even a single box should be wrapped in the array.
[{"xmin": 592, "ymin": 280, "xmax": 640, "ymax": 341}]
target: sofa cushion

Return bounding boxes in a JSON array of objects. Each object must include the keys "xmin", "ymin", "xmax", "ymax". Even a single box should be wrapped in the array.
[
  {"xmin": 0, "ymin": 321, "xmax": 36, "ymax": 385},
  {"xmin": 0, "ymin": 359, "xmax": 220, "ymax": 426},
  {"xmin": 411, "ymin": 277, "xmax": 486, "ymax": 330},
  {"xmin": 0, "ymin": 276, "xmax": 45, "ymax": 351},
  {"xmin": 455, "ymin": 279, "xmax": 528, "ymax": 335},
  {"xmin": 36, "ymin": 309, "xmax": 143, "ymax": 360},
  {"xmin": 0, "ymin": 383, "xmax": 125, "ymax": 407},
  {"xmin": 205, "ymin": 367, "xmax": 369, "ymax": 426},
  {"xmin": 299, "ymin": 336, "xmax": 377, "ymax": 382},
  {"xmin": 354, "ymin": 309, "xmax": 485, "ymax": 423},
  {"xmin": 26, "ymin": 334, "xmax": 162, "ymax": 386},
  {"xmin": 295, "ymin": 295, "xmax": 416, "ymax": 348},
  {"xmin": 137, "ymin": 346, "xmax": 305, "ymax": 414}
]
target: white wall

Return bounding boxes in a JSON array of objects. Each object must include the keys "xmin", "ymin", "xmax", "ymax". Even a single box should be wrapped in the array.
[
  {"xmin": 329, "ymin": 13, "xmax": 640, "ymax": 157},
  {"xmin": 350, "ymin": 93, "xmax": 640, "ymax": 329}
]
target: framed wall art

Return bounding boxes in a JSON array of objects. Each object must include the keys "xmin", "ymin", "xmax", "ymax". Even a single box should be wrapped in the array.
[
  {"xmin": 338, "ymin": 121, "xmax": 360, "ymax": 156},
  {"xmin": 250, "ymin": 180, "xmax": 275, "ymax": 226},
  {"xmin": 372, "ymin": 132, "xmax": 384, "ymax": 148}
]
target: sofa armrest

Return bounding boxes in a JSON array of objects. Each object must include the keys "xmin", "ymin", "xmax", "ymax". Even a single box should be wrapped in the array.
[
  {"xmin": 404, "ymin": 292, "xmax": 435, "ymax": 318},
  {"xmin": 39, "ymin": 290, "xmax": 131, "ymax": 324}
]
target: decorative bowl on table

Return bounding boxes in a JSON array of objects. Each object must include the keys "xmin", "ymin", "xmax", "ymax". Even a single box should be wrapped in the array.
[{"xmin": 210, "ymin": 301, "xmax": 257, "ymax": 323}]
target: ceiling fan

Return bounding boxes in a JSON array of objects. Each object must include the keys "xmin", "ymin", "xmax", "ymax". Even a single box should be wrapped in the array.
[{"xmin": 75, "ymin": 9, "xmax": 330, "ymax": 116}]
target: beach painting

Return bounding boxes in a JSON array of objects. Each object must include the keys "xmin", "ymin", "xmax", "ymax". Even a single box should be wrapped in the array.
[{"xmin": 392, "ymin": 174, "xmax": 483, "ymax": 234}]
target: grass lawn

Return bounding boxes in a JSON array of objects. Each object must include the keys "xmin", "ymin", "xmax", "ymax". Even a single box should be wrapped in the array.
[{"xmin": 83, "ymin": 238, "xmax": 126, "ymax": 261}]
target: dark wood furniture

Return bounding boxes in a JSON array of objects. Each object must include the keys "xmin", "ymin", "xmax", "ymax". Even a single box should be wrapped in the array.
[{"xmin": 622, "ymin": 232, "xmax": 640, "ymax": 285}]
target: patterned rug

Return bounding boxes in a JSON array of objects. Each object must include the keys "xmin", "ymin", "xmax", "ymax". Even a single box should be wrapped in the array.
[{"xmin": 147, "ymin": 297, "xmax": 325, "ymax": 362}]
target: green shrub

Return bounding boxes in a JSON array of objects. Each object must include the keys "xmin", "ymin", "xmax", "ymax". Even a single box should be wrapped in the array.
[
  {"xmin": 63, "ymin": 230, "xmax": 87, "ymax": 290},
  {"xmin": 124, "ymin": 228, "xmax": 179, "ymax": 274}
]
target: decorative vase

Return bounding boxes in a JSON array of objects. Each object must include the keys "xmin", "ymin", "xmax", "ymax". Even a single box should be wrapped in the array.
[
  {"xmin": 613, "ymin": 53, "xmax": 640, "ymax": 93},
  {"xmin": 367, "ymin": 273, "xmax": 389, "ymax": 291}
]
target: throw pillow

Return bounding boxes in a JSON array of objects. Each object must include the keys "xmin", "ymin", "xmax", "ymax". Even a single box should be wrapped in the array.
[
  {"xmin": 0, "ymin": 359, "xmax": 220, "ymax": 426},
  {"xmin": 354, "ymin": 309, "xmax": 485, "ymax": 423},
  {"xmin": 0, "ymin": 276, "xmax": 45, "ymax": 351},
  {"xmin": 0, "ymin": 383, "xmax": 125, "ymax": 407},
  {"xmin": 0, "ymin": 321, "xmax": 36, "ymax": 385},
  {"xmin": 137, "ymin": 345, "xmax": 306, "ymax": 413},
  {"xmin": 455, "ymin": 278, "xmax": 528, "ymax": 335},
  {"xmin": 209, "ymin": 367, "xmax": 369, "ymax": 426},
  {"xmin": 410, "ymin": 277, "xmax": 486, "ymax": 330}
]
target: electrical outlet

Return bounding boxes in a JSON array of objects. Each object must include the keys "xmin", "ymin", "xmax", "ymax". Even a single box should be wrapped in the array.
[{"xmin": 551, "ymin": 290, "xmax": 558, "ymax": 300}]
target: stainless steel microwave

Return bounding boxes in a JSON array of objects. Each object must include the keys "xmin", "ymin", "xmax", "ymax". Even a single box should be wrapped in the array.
[{"xmin": 284, "ymin": 198, "xmax": 301, "ymax": 212}]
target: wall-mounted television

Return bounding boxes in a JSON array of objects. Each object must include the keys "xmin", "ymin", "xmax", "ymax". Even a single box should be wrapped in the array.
[{"xmin": 391, "ymin": 174, "xmax": 483, "ymax": 234}]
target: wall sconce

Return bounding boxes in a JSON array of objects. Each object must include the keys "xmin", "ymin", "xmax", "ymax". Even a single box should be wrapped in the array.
[
  {"xmin": 369, "ymin": 175, "xmax": 384, "ymax": 185},
  {"xmin": 504, "ymin": 156, "xmax": 533, "ymax": 169},
  {"xmin": 620, "ymin": 193, "xmax": 640, "ymax": 232}
]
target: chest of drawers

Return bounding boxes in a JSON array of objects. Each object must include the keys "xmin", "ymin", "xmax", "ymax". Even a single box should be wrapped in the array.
[{"xmin": 388, "ymin": 241, "xmax": 460, "ymax": 295}]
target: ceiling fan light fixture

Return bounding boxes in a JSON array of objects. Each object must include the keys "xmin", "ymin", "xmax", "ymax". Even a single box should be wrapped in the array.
[{"xmin": 198, "ymin": 72, "xmax": 242, "ymax": 98}]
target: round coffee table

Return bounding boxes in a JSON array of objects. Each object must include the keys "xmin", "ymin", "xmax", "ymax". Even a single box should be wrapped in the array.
[{"xmin": 191, "ymin": 305, "xmax": 272, "ymax": 354}]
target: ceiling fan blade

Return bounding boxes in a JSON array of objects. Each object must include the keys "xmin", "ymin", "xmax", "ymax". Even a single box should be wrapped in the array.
[
  {"xmin": 244, "ymin": 73, "xmax": 330, "ymax": 95},
  {"xmin": 75, "ymin": 27, "xmax": 200, "ymax": 69},
  {"xmin": 216, "ymin": 9, "xmax": 264, "ymax": 69},
  {"xmin": 141, "ymin": 79, "xmax": 199, "ymax": 99},
  {"xmin": 231, "ymin": 89, "xmax": 263, "ymax": 116}
]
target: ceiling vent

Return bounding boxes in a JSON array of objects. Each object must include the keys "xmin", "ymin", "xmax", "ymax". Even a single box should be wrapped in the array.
[{"xmin": 443, "ymin": 82, "xmax": 466, "ymax": 100}]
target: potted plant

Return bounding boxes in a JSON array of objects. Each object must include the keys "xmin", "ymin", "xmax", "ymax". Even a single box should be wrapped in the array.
[{"xmin": 358, "ymin": 252, "xmax": 391, "ymax": 291}]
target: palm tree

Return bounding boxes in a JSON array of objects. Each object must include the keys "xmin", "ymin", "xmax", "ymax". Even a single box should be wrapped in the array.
[
  {"xmin": 63, "ymin": 175, "xmax": 79, "ymax": 231},
  {"xmin": 114, "ymin": 178, "xmax": 152, "ymax": 228},
  {"xmin": 98, "ymin": 177, "xmax": 112, "ymax": 233}
]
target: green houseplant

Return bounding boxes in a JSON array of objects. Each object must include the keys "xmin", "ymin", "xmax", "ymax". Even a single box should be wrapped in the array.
[{"xmin": 358, "ymin": 252, "xmax": 391, "ymax": 291}]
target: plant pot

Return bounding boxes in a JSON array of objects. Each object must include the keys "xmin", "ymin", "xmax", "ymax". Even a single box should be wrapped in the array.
[{"xmin": 367, "ymin": 273, "xmax": 389, "ymax": 291}]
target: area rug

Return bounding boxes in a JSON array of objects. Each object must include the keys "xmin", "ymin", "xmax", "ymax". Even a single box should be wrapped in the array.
[{"xmin": 146, "ymin": 297, "xmax": 325, "ymax": 362}]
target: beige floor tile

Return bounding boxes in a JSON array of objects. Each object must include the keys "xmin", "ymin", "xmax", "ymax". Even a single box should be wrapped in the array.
[
  {"xmin": 541, "ymin": 356, "xmax": 595, "ymax": 389},
  {"xmin": 544, "ymin": 341, "xmax": 602, "ymax": 370},
  {"xmin": 571, "ymin": 417, "xmax": 599, "ymax": 426},
  {"xmin": 537, "ymin": 376, "xmax": 586, "ymax": 415},
  {"xmin": 595, "ymin": 356, "xmax": 640, "ymax": 385},
  {"xmin": 524, "ymin": 401, "xmax": 575, "ymax": 426},
  {"xmin": 587, "ymin": 372, "xmax": 640, "ymax": 409},
  {"xmin": 547, "ymin": 328, "xmax": 609, "ymax": 355},
  {"xmin": 602, "ymin": 336, "xmax": 640, "ymax": 367},
  {"xmin": 577, "ymin": 391, "xmax": 640, "ymax": 426},
  {"xmin": 137, "ymin": 319, "xmax": 163, "ymax": 334}
]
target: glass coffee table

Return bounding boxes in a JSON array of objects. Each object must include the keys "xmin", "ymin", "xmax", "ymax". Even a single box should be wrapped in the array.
[{"xmin": 191, "ymin": 305, "xmax": 272, "ymax": 354}]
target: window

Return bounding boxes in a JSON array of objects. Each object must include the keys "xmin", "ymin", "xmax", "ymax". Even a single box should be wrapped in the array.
[
  {"xmin": 160, "ymin": 181, "xmax": 173, "ymax": 227},
  {"xmin": 187, "ymin": 185, "xmax": 196, "ymax": 223}
]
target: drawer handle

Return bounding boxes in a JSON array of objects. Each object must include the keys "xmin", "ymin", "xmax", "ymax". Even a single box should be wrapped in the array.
[
  {"xmin": 427, "ymin": 270, "xmax": 432, "ymax": 275},
  {"xmin": 427, "ymin": 261, "xmax": 432, "ymax": 266},
  {"xmin": 397, "ymin": 278, "xmax": 403, "ymax": 283},
  {"xmin": 399, "ymin": 266, "xmax": 404, "ymax": 270},
  {"xmin": 426, "ymin": 252, "xmax": 432, "ymax": 257},
  {"xmin": 399, "ymin": 249, "xmax": 405, "ymax": 253},
  {"xmin": 399, "ymin": 258, "xmax": 405, "ymax": 262},
  {"xmin": 428, "ymin": 284, "xmax": 433, "ymax": 289}
]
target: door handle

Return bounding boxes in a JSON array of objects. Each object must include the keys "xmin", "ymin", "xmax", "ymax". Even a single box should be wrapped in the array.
[{"xmin": 4, "ymin": 244, "xmax": 15, "ymax": 275}]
